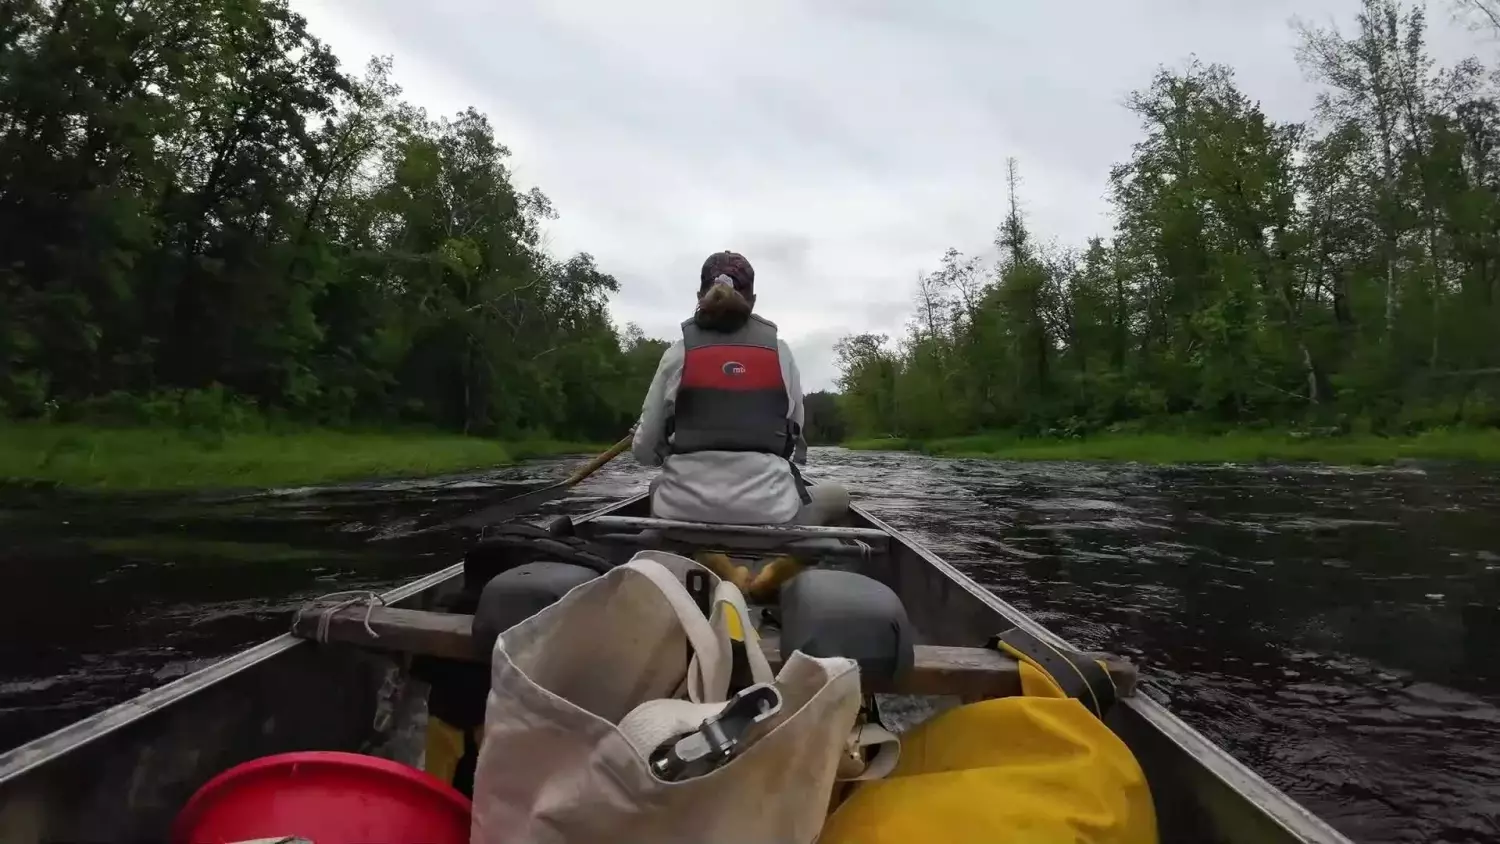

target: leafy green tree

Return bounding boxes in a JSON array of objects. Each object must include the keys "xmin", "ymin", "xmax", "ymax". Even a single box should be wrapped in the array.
[
  {"xmin": 802, "ymin": 391, "xmax": 846, "ymax": 445},
  {"xmin": 836, "ymin": 0, "xmax": 1500, "ymax": 439},
  {"xmin": 0, "ymin": 0, "xmax": 663, "ymax": 438}
]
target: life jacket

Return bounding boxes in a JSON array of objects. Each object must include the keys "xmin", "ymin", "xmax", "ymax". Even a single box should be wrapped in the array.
[
  {"xmin": 413, "ymin": 519, "xmax": 617, "ymax": 797},
  {"xmin": 670, "ymin": 314, "xmax": 797, "ymax": 458}
]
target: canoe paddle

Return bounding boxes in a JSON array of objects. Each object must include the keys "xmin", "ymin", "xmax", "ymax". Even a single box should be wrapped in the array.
[{"xmin": 449, "ymin": 432, "xmax": 635, "ymax": 530}]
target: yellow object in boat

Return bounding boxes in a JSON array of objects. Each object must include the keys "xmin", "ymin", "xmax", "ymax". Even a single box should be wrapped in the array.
[{"xmin": 819, "ymin": 645, "xmax": 1159, "ymax": 844}]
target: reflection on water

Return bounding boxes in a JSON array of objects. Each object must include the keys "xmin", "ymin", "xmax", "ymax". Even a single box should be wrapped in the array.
[{"xmin": 2, "ymin": 449, "xmax": 1498, "ymax": 843}]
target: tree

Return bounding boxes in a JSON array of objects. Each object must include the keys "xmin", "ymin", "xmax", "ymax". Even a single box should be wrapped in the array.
[
  {"xmin": 835, "ymin": 2, "xmax": 1500, "ymax": 439},
  {"xmin": 802, "ymin": 391, "xmax": 847, "ymax": 445},
  {"xmin": 0, "ymin": 0, "xmax": 664, "ymax": 438}
]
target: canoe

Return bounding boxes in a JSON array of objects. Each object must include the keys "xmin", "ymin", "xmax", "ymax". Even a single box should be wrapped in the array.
[{"xmin": 0, "ymin": 492, "xmax": 1353, "ymax": 844}]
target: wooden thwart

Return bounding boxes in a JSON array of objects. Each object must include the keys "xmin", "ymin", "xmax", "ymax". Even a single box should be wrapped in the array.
[
  {"xmin": 295, "ymin": 606, "xmax": 475, "ymax": 663},
  {"xmin": 291, "ymin": 605, "xmax": 1136, "ymax": 700}
]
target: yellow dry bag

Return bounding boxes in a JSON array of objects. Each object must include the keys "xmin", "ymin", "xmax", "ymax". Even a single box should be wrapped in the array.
[{"xmin": 819, "ymin": 629, "xmax": 1159, "ymax": 844}]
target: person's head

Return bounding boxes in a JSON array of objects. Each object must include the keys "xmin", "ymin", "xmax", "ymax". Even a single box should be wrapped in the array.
[{"xmin": 694, "ymin": 251, "xmax": 755, "ymax": 332}]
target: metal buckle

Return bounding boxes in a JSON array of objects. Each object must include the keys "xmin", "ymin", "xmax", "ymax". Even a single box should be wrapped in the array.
[{"xmin": 649, "ymin": 683, "xmax": 783, "ymax": 781}]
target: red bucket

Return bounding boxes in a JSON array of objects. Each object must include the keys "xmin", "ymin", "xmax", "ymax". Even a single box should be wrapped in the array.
[{"xmin": 172, "ymin": 751, "xmax": 472, "ymax": 844}]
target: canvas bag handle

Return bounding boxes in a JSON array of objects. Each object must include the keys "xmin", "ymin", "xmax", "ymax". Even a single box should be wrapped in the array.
[
  {"xmin": 706, "ymin": 577, "xmax": 776, "ymax": 689},
  {"xmin": 618, "ymin": 556, "xmax": 731, "ymax": 703},
  {"xmin": 626, "ymin": 549, "xmax": 775, "ymax": 701}
]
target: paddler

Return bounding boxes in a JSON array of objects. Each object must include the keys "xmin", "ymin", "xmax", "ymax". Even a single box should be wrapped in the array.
[{"xmin": 631, "ymin": 250, "xmax": 850, "ymax": 596}]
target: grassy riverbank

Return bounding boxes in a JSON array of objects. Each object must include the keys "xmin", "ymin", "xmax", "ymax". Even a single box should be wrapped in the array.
[
  {"xmin": 842, "ymin": 428, "xmax": 1500, "ymax": 465},
  {"xmin": 0, "ymin": 423, "xmax": 607, "ymax": 491}
]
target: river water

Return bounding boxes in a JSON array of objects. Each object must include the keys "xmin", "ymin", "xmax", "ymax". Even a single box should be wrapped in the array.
[{"xmin": 1, "ymin": 448, "xmax": 1497, "ymax": 842}]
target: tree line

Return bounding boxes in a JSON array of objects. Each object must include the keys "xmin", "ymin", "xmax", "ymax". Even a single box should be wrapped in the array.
[
  {"xmin": 837, "ymin": 0, "xmax": 1500, "ymax": 441},
  {"xmin": 0, "ymin": 0, "xmax": 669, "ymax": 441}
]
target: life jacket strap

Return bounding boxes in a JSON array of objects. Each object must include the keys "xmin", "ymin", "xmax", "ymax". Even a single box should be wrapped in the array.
[{"xmin": 788, "ymin": 461, "xmax": 813, "ymax": 505}]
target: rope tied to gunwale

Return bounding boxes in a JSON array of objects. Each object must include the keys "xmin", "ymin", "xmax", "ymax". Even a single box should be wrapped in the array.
[{"xmin": 292, "ymin": 590, "xmax": 386, "ymax": 642}]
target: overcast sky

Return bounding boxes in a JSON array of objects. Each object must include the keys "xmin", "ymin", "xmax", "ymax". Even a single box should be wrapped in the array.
[{"xmin": 289, "ymin": 0, "xmax": 1489, "ymax": 391}]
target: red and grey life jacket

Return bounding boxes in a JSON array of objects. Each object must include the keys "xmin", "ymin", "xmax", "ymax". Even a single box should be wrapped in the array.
[{"xmin": 670, "ymin": 314, "xmax": 797, "ymax": 458}]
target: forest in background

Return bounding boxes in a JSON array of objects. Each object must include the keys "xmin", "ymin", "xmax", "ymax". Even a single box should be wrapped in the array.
[
  {"xmin": 836, "ymin": 0, "xmax": 1500, "ymax": 443},
  {"xmin": 0, "ymin": 0, "xmax": 670, "ymax": 444},
  {"xmin": 12, "ymin": 0, "xmax": 1500, "ymax": 468}
]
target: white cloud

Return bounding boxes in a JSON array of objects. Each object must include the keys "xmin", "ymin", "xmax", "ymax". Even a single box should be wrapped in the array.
[{"xmin": 289, "ymin": 0, "xmax": 1491, "ymax": 389}]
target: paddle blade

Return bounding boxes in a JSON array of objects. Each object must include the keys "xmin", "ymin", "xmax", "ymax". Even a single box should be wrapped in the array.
[
  {"xmin": 448, "ymin": 481, "xmax": 570, "ymax": 530},
  {"xmin": 448, "ymin": 432, "xmax": 635, "ymax": 531}
]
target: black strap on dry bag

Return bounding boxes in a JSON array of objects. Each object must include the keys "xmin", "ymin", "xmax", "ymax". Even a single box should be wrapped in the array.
[{"xmin": 986, "ymin": 627, "xmax": 1117, "ymax": 720}]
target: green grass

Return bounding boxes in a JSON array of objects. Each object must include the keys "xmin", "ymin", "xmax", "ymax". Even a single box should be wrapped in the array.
[
  {"xmin": 841, "ymin": 429, "xmax": 1500, "ymax": 465},
  {"xmin": 0, "ymin": 422, "xmax": 609, "ymax": 491}
]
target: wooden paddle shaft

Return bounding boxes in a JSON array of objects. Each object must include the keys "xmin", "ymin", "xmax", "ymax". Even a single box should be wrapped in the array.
[{"xmin": 564, "ymin": 433, "xmax": 634, "ymax": 484}]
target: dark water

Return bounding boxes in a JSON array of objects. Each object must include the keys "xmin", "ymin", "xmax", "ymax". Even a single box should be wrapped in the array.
[{"xmin": 2, "ymin": 449, "xmax": 1498, "ymax": 843}]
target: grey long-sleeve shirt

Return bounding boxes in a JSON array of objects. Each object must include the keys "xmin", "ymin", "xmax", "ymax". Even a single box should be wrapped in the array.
[{"xmin": 631, "ymin": 334, "xmax": 808, "ymax": 524}]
